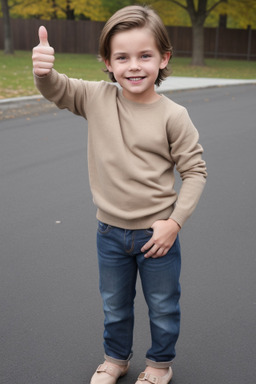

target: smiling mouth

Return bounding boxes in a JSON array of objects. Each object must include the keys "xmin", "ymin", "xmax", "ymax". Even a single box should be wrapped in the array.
[{"xmin": 127, "ymin": 77, "xmax": 145, "ymax": 81}]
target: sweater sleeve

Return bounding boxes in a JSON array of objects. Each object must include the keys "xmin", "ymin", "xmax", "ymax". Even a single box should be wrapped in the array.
[
  {"xmin": 34, "ymin": 69, "xmax": 96, "ymax": 118},
  {"xmin": 168, "ymin": 107, "xmax": 207, "ymax": 227}
]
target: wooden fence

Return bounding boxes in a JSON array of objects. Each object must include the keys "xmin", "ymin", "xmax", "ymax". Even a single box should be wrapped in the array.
[{"xmin": 0, "ymin": 18, "xmax": 255, "ymax": 60}]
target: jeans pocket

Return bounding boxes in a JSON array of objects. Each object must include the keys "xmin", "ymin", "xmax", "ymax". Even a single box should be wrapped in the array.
[
  {"xmin": 97, "ymin": 221, "xmax": 112, "ymax": 234},
  {"xmin": 144, "ymin": 228, "xmax": 154, "ymax": 236}
]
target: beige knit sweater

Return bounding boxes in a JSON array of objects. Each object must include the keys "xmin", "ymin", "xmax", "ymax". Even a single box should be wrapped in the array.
[{"xmin": 35, "ymin": 69, "xmax": 207, "ymax": 229}]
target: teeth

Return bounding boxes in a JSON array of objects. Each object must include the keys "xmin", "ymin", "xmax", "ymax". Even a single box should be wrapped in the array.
[{"xmin": 129, "ymin": 77, "xmax": 142, "ymax": 81}]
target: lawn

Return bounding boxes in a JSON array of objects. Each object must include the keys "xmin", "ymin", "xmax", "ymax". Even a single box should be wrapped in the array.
[{"xmin": 1, "ymin": 50, "xmax": 256, "ymax": 99}]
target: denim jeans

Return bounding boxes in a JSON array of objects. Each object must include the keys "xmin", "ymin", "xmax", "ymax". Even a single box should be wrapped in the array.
[{"xmin": 97, "ymin": 221, "xmax": 181, "ymax": 368}]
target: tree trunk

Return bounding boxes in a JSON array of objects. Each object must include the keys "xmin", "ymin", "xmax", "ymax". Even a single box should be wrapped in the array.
[
  {"xmin": 66, "ymin": 0, "xmax": 75, "ymax": 19},
  {"xmin": 170, "ymin": 0, "xmax": 226, "ymax": 66},
  {"xmin": 1, "ymin": 0, "xmax": 14, "ymax": 54},
  {"xmin": 191, "ymin": 22, "xmax": 204, "ymax": 66},
  {"xmin": 219, "ymin": 14, "xmax": 227, "ymax": 28}
]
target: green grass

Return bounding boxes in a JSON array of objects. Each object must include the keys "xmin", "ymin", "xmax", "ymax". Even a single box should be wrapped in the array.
[
  {"xmin": 170, "ymin": 57, "xmax": 256, "ymax": 79},
  {"xmin": 0, "ymin": 51, "xmax": 108, "ymax": 99},
  {"xmin": 1, "ymin": 50, "xmax": 256, "ymax": 99}
]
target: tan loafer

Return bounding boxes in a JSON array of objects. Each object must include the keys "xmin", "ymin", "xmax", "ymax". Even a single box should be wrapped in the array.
[
  {"xmin": 135, "ymin": 367, "xmax": 173, "ymax": 384},
  {"xmin": 90, "ymin": 361, "xmax": 129, "ymax": 384}
]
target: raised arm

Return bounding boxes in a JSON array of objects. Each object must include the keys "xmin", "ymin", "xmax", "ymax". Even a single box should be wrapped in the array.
[
  {"xmin": 32, "ymin": 26, "xmax": 55, "ymax": 76},
  {"xmin": 31, "ymin": 27, "xmax": 102, "ymax": 118}
]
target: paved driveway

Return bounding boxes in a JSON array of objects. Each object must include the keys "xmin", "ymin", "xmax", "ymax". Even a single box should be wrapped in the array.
[{"xmin": 0, "ymin": 84, "xmax": 255, "ymax": 384}]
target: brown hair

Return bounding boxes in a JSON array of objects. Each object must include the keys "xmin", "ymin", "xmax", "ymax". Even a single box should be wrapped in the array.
[{"xmin": 99, "ymin": 5, "xmax": 172, "ymax": 86}]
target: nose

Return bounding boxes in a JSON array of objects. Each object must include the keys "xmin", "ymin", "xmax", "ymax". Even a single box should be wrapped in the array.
[{"xmin": 129, "ymin": 58, "xmax": 140, "ymax": 71}]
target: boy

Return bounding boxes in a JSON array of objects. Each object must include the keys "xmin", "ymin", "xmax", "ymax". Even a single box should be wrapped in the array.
[{"xmin": 32, "ymin": 5, "xmax": 207, "ymax": 384}]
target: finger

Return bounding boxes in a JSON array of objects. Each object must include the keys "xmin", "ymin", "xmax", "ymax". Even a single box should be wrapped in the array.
[
  {"xmin": 32, "ymin": 51, "xmax": 55, "ymax": 63},
  {"xmin": 33, "ymin": 60, "xmax": 54, "ymax": 70},
  {"xmin": 144, "ymin": 244, "xmax": 159, "ymax": 258},
  {"xmin": 33, "ymin": 67, "xmax": 51, "ymax": 77},
  {"xmin": 141, "ymin": 238, "xmax": 154, "ymax": 253},
  {"xmin": 150, "ymin": 247, "xmax": 168, "ymax": 259},
  {"xmin": 33, "ymin": 58, "xmax": 54, "ymax": 76},
  {"xmin": 38, "ymin": 25, "xmax": 49, "ymax": 47}
]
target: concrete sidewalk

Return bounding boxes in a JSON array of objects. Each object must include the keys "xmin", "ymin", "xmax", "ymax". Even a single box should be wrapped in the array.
[
  {"xmin": 157, "ymin": 76, "xmax": 256, "ymax": 93},
  {"xmin": 1, "ymin": 76, "xmax": 256, "ymax": 106}
]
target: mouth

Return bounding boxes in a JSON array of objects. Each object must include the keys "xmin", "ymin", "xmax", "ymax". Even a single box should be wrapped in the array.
[{"xmin": 127, "ymin": 76, "xmax": 145, "ymax": 82}]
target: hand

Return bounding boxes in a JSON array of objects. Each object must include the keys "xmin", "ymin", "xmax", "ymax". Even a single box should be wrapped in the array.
[
  {"xmin": 141, "ymin": 219, "xmax": 180, "ymax": 258},
  {"xmin": 32, "ymin": 26, "xmax": 55, "ymax": 76}
]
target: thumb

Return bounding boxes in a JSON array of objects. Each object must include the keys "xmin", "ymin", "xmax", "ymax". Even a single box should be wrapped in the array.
[{"xmin": 38, "ymin": 25, "xmax": 49, "ymax": 47}]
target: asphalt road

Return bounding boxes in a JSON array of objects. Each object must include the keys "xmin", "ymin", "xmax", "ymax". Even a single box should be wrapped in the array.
[{"xmin": 1, "ymin": 84, "xmax": 256, "ymax": 384}]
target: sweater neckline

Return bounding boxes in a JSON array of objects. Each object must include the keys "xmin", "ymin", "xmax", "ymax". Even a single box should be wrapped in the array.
[{"xmin": 118, "ymin": 89, "xmax": 165, "ymax": 109}]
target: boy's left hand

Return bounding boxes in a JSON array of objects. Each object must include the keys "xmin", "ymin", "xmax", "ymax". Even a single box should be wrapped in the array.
[{"xmin": 141, "ymin": 219, "xmax": 180, "ymax": 258}]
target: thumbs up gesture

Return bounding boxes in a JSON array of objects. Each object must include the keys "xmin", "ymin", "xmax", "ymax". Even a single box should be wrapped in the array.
[{"xmin": 32, "ymin": 26, "xmax": 55, "ymax": 76}]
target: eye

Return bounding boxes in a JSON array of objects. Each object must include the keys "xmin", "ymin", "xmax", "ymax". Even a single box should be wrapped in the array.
[
  {"xmin": 142, "ymin": 54, "xmax": 151, "ymax": 59},
  {"xmin": 117, "ymin": 56, "xmax": 127, "ymax": 62}
]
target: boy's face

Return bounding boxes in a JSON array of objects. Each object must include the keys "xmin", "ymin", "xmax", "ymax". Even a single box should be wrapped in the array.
[{"xmin": 105, "ymin": 27, "xmax": 170, "ymax": 103}]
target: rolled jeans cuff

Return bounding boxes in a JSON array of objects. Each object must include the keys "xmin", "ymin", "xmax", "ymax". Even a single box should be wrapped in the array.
[
  {"xmin": 146, "ymin": 358, "xmax": 173, "ymax": 368},
  {"xmin": 104, "ymin": 353, "xmax": 132, "ymax": 366}
]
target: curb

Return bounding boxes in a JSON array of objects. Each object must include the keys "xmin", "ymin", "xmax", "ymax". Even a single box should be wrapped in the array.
[{"xmin": 0, "ymin": 94, "xmax": 43, "ymax": 105}]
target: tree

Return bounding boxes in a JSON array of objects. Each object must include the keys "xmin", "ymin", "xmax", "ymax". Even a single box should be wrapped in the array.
[
  {"xmin": 1, "ymin": 0, "xmax": 14, "ymax": 53},
  {"xmin": 217, "ymin": 0, "xmax": 256, "ymax": 29},
  {"xmin": 71, "ymin": 0, "xmax": 110, "ymax": 21},
  {"xmin": 151, "ymin": 0, "xmax": 256, "ymax": 65},
  {"xmin": 100, "ymin": 0, "xmax": 134, "ymax": 15},
  {"xmin": 9, "ymin": 0, "xmax": 109, "ymax": 20},
  {"xmin": 10, "ymin": 0, "xmax": 75, "ymax": 19},
  {"xmin": 161, "ymin": 0, "xmax": 227, "ymax": 66}
]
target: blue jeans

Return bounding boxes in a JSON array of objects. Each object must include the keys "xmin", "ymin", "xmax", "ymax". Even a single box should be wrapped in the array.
[{"xmin": 97, "ymin": 221, "xmax": 181, "ymax": 368}]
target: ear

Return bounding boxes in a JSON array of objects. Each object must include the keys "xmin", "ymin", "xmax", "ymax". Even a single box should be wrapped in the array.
[
  {"xmin": 159, "ymin": 52, "xmax": 171, "ymax": 69},
  {"xmin": 104, "ymin": 59, "xmax": 113, "ymax": 73}
]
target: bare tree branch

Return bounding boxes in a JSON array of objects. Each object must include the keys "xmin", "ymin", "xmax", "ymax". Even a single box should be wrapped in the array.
[
  {"xmin": 168, "ymin": 0, "xmax": 188, "ymax": 11},
  {"xmin": 207, "ymin": 0, "xmax": 227, "ymax": 15}
]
